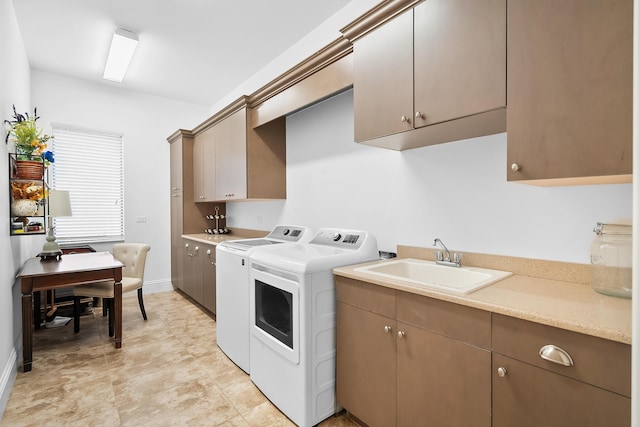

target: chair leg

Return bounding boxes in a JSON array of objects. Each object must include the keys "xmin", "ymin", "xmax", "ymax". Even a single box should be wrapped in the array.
[
  {"xmin": 137, "ymin": 288, "xmax": 147, "ymax": 320},
  {"xmin": 108, "ymin": 298, "xmax": 114, "ymax": 337},
  {"xmin": 73, "ymin": 296, "xmax": 81, "ymax": 334}
]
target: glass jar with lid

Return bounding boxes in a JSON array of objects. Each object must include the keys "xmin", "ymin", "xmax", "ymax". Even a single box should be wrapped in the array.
[{"xmin": 590, "ymin": 223, "xmax": 632, "ymax": 298}]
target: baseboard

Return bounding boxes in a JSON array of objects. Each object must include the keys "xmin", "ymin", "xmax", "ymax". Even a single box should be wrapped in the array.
[
  {"xmin": 141, "ymin": 279, "xmax": 173, "ymax": 295},
  {"xmin": 0, "ymin": 347, "xmax": 18, "ymax": 419}
]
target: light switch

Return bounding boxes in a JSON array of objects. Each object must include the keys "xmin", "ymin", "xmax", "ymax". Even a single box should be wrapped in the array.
[{"xmin": 136, "ymin": 216, "xmax": 147, "ymax": 223}]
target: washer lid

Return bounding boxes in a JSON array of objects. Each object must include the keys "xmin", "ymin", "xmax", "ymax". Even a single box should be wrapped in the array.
[
  {"xmin": 221, "ymin": 239, "xmax": 283, "ymax": 252},
  {"xmin": 250, "ymin": 229, "xmax": 379, "ymax": 274},
  {"xmin": 218, "ymin": 225, "xmax": 314, "ymax": 252}
]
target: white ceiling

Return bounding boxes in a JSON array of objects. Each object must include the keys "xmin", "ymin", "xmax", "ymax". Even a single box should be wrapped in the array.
[{"xmin": 12, "ymin": 0, "xmax": 352, "ymax": 106}]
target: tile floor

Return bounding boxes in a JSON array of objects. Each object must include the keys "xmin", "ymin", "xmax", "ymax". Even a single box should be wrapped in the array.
[{"xmin": 2, "ymin": 291, "xmax": 357, "ymax": 426}]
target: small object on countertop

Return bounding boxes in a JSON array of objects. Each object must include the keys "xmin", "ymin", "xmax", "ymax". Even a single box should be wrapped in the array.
[{"xmin": 379, "ymin": 251, "xmax": 397, "ymax": 260}]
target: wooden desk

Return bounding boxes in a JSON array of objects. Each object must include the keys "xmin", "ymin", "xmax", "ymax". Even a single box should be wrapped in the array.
[{"xmin": 17, "ymin": 252, "xmax": 124, "ymax": 372}]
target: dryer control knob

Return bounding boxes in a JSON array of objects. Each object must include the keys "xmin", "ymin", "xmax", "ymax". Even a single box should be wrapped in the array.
[{"xmin": 332, "ymin": 233, "xmax": 342, "ymax": 242}]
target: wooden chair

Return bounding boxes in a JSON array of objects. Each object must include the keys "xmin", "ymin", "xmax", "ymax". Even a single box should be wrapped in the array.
[{"xmin": 73, "ymin": 243, "xmax": 150, "ymax": 336}]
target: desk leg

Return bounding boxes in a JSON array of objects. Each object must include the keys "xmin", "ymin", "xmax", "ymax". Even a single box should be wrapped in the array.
[
  {"xmin": 34, "ymin": 291, "xmax": 41, "ymax": 330},
  {"xmin": 114, "ymin": 280, "xmax": 122, "ymax": 348},
  {"xmin": 22, "ymin": 293, "xmax": 33, "ymax": 372}
]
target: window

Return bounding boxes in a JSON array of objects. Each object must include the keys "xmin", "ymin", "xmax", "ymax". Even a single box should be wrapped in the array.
[{"xmin": 50, "ymin": 125, "xmax": 124, "ymax": 243}]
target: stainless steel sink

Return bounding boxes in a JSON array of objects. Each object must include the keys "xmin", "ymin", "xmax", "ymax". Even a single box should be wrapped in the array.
[{"xmin": 354, "ymin": 258, "xmax": 512, "ymax": 294}]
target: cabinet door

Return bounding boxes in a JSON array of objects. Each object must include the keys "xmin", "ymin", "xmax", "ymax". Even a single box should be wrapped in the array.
[
  {"xmin": 336, "ymin": 302, "xmax": 396, "ymax": 427},
  {"xmin": 171, "ymin": 195, "xmax": 183, "ymax": 290},
  {"xmin": 183, "ymin": 242, "xmax": 203, "ymax": 304},
  {"xmin": 413, "ymin": 0, "xmax": 505, "ymax": 127},
  {"xmin": 193, "ymin": 126, "xmax": 216, "ymax": 202},
  {"xmin": 201, "ymin": 244, "xmax": 216, "ymax": 313},
  {"xmin": 506, "ymin": 0, "xmax": 632, "ymax": 183},
  {"xmin": 396, "ymin": 322, "xmax": 491, "ymax": 427},
  {"xmin": 353, "ymin": 10, "xmax": 413, "ymax": 142},
  {"xmin": 215, "ymin": 109, "xmax": 247, "ymax": 200},
  {"xmin": 169, "ymin": 140, "xmax": 182, "ymax": 194},
  {"xmin": 493, "ymin": 354, "xmax": 631, "ymax": 427}
]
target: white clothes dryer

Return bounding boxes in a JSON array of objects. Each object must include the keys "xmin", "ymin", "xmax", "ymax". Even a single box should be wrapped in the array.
[
  {"xmin": 249, "ymin": 228, "xmax": 378, "ymax": 427},
  {"xmin": 216, "ymin": 225, "xmax": 313, "ymax": 373}
]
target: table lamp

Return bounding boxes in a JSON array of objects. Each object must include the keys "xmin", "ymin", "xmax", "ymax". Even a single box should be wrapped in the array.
[{"xmin": 40, "ymin": 189, "xmax": 72, "ymax": 260}]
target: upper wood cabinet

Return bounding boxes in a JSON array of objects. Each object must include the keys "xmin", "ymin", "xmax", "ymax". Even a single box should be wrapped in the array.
[
  {"xmin": 192, "ymin": 99, "xmax": 286, "ymax": 202},
  {"xmin": 352, "ymin": 10, "xmax": 413, "ymax": 142},
  {"xmin": 215, "ymin": 108, "xmax": 247, "ymax": 200},
  {"xmin": 345, "ymin": 0, "xmax": 506, "ymax": 150},
  {"xmin": 413, "ymin": 0, "xmax": 506, "ymax": 128},
  {"xmin": 506, "ymin": 0, "xmax": 633, "ymax": 185},
  {"xmin": 193, "ymin": 125, "xmax": 216, "ymax": 202}
]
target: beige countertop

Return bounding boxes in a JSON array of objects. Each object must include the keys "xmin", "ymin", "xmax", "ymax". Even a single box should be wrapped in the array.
[
  {"xmin": 334, "ymin": 250, "xmax": 632, "ymax": 345},
  {"xmin": 182, "ymin": 233, "xmax": 244, "ymax": 245}
]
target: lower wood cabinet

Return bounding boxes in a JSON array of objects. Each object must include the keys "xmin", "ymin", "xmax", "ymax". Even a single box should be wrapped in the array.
[
  {"xmin": 335, "ymin": 277, "xmax": 631, "ymax": 427},
  {"xmin": 492, "ymin": 314, "xmax": 631, "ymax": 427},
  {"xmin": 201, "ymin": 244, "xmax": 216, "ymax": 313},
  {"xmin": 181, "ymin": 239, "xmax": 216, "ymax": 315},
  {"xmin": 336, "ymin": 277, "xmax": 491, "ymax": 427},
  {"xmin": 396, "ymin": 322, "xmax": 490, "ymax": 427},
  {"xmin": 337, "ymin": 302, "xmax": 397, "ymax": 427}
]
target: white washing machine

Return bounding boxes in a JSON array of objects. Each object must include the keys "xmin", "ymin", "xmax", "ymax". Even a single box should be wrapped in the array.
[
  {"xmin": 249, "ymin": 228, "xmax": 378, "ymax": 427},
  {"xmin": 216, "ymin": 225, "xmax": 313, "ymax": 374}
]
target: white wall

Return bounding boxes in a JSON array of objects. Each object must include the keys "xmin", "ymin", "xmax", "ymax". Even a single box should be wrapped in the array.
[
  {"xmin": 227, "ymin": 90, "xmax": 632, "ymax": 265},
  {"xmin": 31, "ymin": 71, "xmax": 209, "ymax": 292},
  {"xmin": 0, "ymin": 0, "xmax": 40, "ymax": 416},
  {"xmin": 208, "ymin": 0, "xmax": 380, "ymax": 115}
]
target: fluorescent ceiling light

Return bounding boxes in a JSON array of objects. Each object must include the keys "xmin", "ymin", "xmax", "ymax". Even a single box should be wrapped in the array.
[{"xmin": 103, "ymin": 28, "xmax": 138, "ymax": 82}]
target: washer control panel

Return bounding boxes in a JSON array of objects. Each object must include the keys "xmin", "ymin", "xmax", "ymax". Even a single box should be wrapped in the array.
[
  {"xmin": 266, "ymin": 225, "xmax": 310, "ymax": 242},
  {"xmin": 310, "ymin": 229, "xmax": 366, "ymax": 249}
]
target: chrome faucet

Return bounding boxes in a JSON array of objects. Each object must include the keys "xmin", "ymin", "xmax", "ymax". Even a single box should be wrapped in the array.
[{"xmin": 433, "ymin": 238, "xmax": 463, "ymax": 267}]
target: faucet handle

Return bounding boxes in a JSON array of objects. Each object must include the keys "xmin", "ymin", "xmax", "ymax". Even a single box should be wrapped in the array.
[
  {"xmin": 434, "ymin": 250, "xmax": 444, "ymax": 261},
  {"xmin": 453, "ymin": 252, "xmax": 464, "ymax": 264}
]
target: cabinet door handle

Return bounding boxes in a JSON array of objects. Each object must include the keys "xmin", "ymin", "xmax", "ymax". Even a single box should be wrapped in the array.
[
  {"xmin": 384, "ymin": 325, "xmax": 392, "ymax": 334},
  {"xmin": 401, "ymin": 115, "xmax": 410, "ymax": 123},
  {"xmin": 415, "ymin": 111, "xmax": 423, "ymax": 119},
  {"xmin": 511, "ymin": 163, "xmax": 521, "ymax": 172},
  {"xmin": 206, "ymin": 249, "xmax": 211, "ymax": 255},
  {"xmin": 497, "ymin": 367, "xmax": 507, "ymax": 377},
  {"xmin": 539, "ymin": 344, "xmax": 574, "ymax": 366},
  {"xmin": 397, "ymin": 330, "xmax": 406, "ymax": 339}
]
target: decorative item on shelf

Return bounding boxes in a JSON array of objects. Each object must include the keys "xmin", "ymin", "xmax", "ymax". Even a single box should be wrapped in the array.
[
  {"xmin": 205, "ymin": 206, "xmax": 230, "ymax": 234},
  {"xmin": 39, "ymin": 189, "xmax": 72, "ymax": 261},
  {"xmin": 4, "ymin": 105, "xmax": 54, "ymax": 180},
  {"xmin": 11, "ymin": 198, "xmax": 38, "ymax": 217},
  {"xmin": 10, "ymin": 178, "xmax": 46, "ymax": 235}
]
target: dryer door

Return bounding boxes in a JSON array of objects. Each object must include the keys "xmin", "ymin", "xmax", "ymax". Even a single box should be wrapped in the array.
[{"xmin": 250, "ymin": 266, "xmax": 300, "ymax": 364}]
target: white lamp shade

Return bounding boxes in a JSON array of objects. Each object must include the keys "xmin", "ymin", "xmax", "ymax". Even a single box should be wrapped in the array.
[
  {"xmin": 103, "ymin": 28, "xmax": 139, "ymax": 82},
  {"xmin": 48, "ymin": 190, "xmax": 72, "ymax": 217}
]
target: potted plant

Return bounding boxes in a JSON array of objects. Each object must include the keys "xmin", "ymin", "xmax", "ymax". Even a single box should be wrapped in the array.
[{"xmin": 4, "ymin": 105, "xmax": 54, "ymax": 179}]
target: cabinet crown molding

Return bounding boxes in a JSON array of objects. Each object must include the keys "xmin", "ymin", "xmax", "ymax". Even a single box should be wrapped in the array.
[
  {"xmin": 341, "ymin": 0, "xmax": 422, "ymax": 42},
  {"xmin": 167, "ymin": 129, "xmax": 194, "ymax": 143}
]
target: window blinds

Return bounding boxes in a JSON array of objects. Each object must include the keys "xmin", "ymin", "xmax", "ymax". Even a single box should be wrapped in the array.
[{"xmin": 50, "ymin": 125, "xmax": 125, "ymax": 243}]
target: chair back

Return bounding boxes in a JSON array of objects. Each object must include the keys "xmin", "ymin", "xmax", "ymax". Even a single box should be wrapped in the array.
[{"xmin": 113, "ymin": 243, "xmax": 150, "ymax": 281}]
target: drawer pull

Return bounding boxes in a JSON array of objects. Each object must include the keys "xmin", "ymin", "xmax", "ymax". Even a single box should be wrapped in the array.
[{"xmin": 539, "ymin": 344, "xmax": 574, "ymax": 366}]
